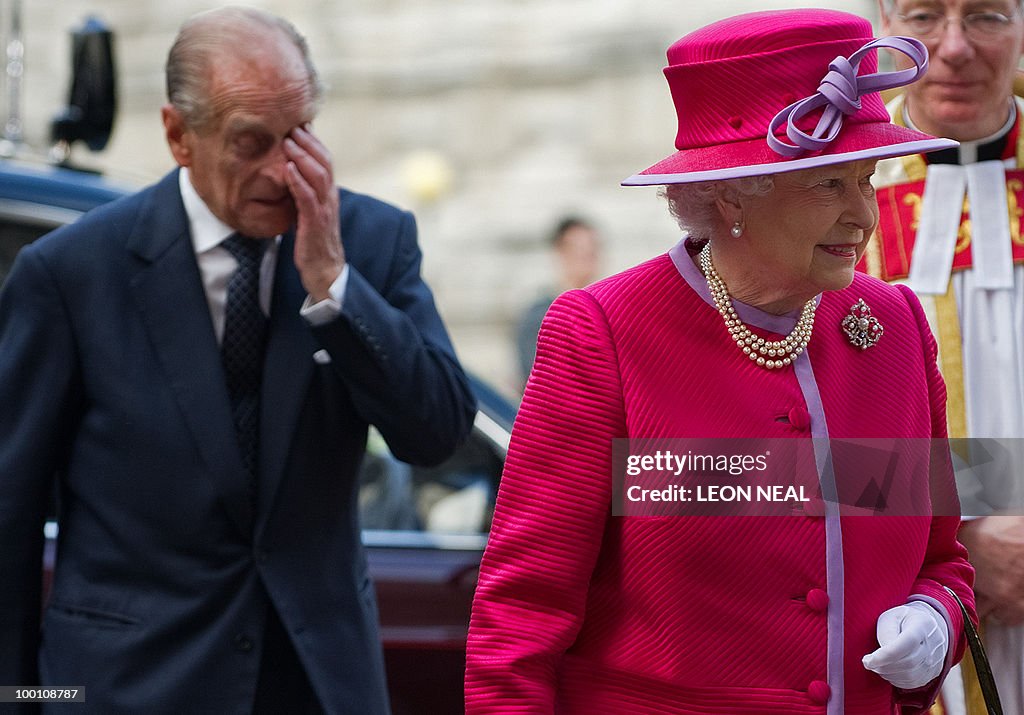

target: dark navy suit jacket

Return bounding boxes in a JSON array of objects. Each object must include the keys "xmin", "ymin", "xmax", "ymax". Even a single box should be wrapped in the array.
[{"xmin": 0, "ymin": 169, "xmax": 475, "ymax": 713}]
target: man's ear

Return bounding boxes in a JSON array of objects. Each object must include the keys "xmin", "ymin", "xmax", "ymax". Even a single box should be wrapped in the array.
[
  {"xmin": 1018, "ymin": 30, "xmax": 1024, "ymax": 72},
  {"xmin": 877, "ymin": 0, "xmax": 892, "ymax": 35},
  {"xmin": 162, "ymin": 104, "xmax": 192, "ymax": 167}
]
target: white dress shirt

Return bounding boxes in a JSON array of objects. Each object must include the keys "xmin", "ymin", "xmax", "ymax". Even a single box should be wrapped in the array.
[{"xmin": 178, "ymin": 168, "xmax": 348, "ymax": 344}]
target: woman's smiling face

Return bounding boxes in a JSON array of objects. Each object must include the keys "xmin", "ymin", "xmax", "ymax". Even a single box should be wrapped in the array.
[{"xmin": 716, "ymin": 159, "xmax": 879, "ymax": 314}]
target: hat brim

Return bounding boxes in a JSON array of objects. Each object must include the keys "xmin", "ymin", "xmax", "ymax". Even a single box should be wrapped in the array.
[{"xmin": 622, "ymin": 122, "xmax": 956, "ymax": 186}]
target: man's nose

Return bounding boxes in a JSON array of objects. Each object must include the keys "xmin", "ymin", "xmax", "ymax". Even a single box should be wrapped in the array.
[
  {"xmin": 261, "ymin": 142, "xmax": 290, "ymax": 185},
  {"xmin": 933, "ymin": 17, "xmax": 976, "ymax": 64}
]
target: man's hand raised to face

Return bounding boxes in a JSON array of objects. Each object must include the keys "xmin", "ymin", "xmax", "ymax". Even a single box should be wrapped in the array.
[{"xmin": 285, "ymin": 123, "xmax": 345, "ymax": 303}]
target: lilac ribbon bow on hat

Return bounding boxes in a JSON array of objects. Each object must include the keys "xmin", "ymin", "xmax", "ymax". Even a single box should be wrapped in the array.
[{"xmin": 767, "ymin": 37, "xmax": 928, "ymax": 157}]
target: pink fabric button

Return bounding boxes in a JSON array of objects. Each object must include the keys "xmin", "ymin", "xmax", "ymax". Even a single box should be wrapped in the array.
[
  {"xmin": 788, "ymin": 406, "xmax": 811, "ymax": 430},
  {"xmin": 806, "ymin": 588, "xmax": 829, "ymax": 612},
  {"xmin": 807, "ymin": 680, "xmax": 831, "ymax": 705}
]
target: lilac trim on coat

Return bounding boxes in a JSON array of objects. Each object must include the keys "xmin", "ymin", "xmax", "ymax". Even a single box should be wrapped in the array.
[
  {"xmin": 795, "ymin": 356, "xmax": 845, "ymax": 715},
  {"xmin": 671, "ymin": 236, "xmax": 846, "ymax": 714}
]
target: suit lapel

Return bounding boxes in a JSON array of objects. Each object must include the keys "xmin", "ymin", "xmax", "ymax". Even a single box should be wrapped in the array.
[
  {"xmin": 258, "ymin": 232, "xmax": 317, "ymax": 529},
  {"xmin": 127, "ymin": 171, "xmax": 254, "ymax": 537}
]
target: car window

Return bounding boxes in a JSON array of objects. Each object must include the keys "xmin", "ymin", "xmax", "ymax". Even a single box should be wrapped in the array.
[
  {"xmin": 359, "ymin": 425, "xmax": 503, "ymax": 536},
  {"xmin": 0, "ymin": 217, "xmax": 50, "ymax": 286}
]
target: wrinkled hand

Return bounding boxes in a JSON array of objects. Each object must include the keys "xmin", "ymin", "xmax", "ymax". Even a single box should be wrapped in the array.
[
  {"xmin": 862, "ymin": 601, "xmax": 947, "ymax": 689},
  {"xmin": 284, "ymin": 124, "xmax": 345, "ymax": 302},
  {"xmin": 959, "ymin": 515, "xmax": 1024, "ymax": 625}
]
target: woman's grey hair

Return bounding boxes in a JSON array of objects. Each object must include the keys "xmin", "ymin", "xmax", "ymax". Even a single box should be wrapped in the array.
[
  {"xmin": 166, "ymin": 7, "xmax": 324, "ymax": 132},
  {"xmin": 659, "ymin": 176, "xmax": 775, "ymax": 239}
]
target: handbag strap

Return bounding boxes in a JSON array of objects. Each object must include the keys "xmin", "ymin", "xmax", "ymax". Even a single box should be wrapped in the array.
[{"xmin": 943, "ymin": 586, "xmax": 1003, "ymax": 715}]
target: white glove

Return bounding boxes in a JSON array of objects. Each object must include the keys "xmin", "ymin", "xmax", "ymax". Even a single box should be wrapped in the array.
[{"xmin": 862, "ymin": 601, "xmax": 948, "ymax": 689}]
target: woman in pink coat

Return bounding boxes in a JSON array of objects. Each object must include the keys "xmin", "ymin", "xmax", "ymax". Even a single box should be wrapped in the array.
[{"xmin": 465, "ymin": 9, "xmax": 976, "ymax": 715}]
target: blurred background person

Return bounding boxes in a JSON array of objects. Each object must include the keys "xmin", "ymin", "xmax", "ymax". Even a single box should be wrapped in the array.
[
  {"xmin": 467, "ymin": 9, "xmax": 974, "ymax": 714},
  {"xmin": 870, "ymin": 2, "xmax": 1024, "ymax": 712},
  {"xmin": 514, "ymin": 216, "xmax": 603, "ymax": 389}
]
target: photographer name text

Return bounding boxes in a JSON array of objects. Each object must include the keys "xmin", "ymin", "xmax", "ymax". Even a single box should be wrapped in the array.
[{"xmin": 626, "ymin": 484, "xmax": 810, "ymax": 503}]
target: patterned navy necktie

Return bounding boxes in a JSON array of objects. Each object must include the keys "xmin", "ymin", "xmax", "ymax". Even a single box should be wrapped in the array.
[{"xmin": 220, "ymin": 234, "xmax": 270, "ymax": 492}]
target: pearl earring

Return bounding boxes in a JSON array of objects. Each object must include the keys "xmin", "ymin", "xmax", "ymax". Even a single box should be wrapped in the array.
[{"xmin": 730, "ymin": 222, "xmax": 743, "ymax": 238}]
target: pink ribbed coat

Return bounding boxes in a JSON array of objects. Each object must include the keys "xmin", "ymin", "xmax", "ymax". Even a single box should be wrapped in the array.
[{"xmin": 465, "ymin": 243, "xmax": 974, "ymax": 714}]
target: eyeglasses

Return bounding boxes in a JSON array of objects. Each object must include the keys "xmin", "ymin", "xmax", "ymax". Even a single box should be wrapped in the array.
[{"xmin": 895, "ymin": 10, "xmax": 1020, "ymax": 42}]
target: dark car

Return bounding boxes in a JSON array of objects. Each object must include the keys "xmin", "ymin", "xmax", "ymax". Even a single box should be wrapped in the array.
[{"xmin": 0, "ymin": 158, "xmax": 513, "ymax": 715}]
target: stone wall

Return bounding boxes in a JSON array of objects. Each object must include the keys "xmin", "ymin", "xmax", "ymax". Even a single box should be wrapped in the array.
[{"xmin": 6, "ymin": 0, "xmax": 874, "ymax": 397}]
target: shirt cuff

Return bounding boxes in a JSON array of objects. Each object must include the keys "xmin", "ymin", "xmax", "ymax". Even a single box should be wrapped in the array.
[{"xmin": 299, "ymin": 264, "xmax": 349, "ymax": 325}]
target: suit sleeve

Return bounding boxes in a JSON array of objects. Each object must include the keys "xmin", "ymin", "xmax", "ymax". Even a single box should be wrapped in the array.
[
  {"xmin": 895, "ymin": 283, "xmax": 976, "ymax": 713},
  {"xmin": 0, "ymin": 247, "xmax": 81, "ymax": 689},
  {"xmin": 309, "ymin": 208, "xmax": 475, "ymax": 466},
  {"xmin": 465, "ymin": 289, "xmax": 625, "ymax": 713}
]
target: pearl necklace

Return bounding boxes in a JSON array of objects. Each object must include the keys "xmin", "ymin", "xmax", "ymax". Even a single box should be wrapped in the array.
[{"xmin": 699, "ymin": 242, "xmax": 816, "ymax": 370}]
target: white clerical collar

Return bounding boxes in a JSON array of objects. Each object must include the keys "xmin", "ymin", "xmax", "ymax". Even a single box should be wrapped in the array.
[
  {"xmin": 178, "ymin": 167, "xmax": 236, "ymax": 255},
  {"xmin": 905, "ymin": 101, "xmax": 1016, "ymax": 293}
]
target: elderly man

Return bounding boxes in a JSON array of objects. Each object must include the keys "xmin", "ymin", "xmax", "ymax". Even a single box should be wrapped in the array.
[
  {"xmin": 870, "ymin": 1, "xmax": 1024, "ymax": 713},
  {"xmin": 0, "ymin": 6, "xmax": 474, "ymax": 713}
]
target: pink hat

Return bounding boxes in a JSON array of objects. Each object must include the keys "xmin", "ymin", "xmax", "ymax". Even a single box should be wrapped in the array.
[{"xmin": 623, "ymin": 9, "xmax": 956, "ymax": 186}]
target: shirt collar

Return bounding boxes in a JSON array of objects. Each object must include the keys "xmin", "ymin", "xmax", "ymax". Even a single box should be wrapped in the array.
[
  {"xmin": 906, "ymin": 99, "xmax": 1017, "ymax": 165},
  {"xmin": 178, "ymin": 167, "xmax": 236, "ymax": 254}
]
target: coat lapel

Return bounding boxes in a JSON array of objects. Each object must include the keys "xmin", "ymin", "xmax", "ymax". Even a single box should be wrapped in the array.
[
  {"xmin": 127, "ymin": 171, "xmax": 254, "ymax": 538},
  {"xmin": 257, "ymin": 233, "xmax": 317, "ymax": 528}
]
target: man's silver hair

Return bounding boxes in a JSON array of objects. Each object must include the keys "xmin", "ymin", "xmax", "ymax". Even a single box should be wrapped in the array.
[
  {"xmin": 660, "ymin": 176, "xmax": 775, "ymax": 240},
  {"xmin": 166, "ymin": 6, "xmax": 324, "ymax": 132}
]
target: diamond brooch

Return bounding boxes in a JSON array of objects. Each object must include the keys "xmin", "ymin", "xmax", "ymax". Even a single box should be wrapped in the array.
[{"xmin": 841, "ymin": 299, "xmax": 883, "ymax": 350}]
